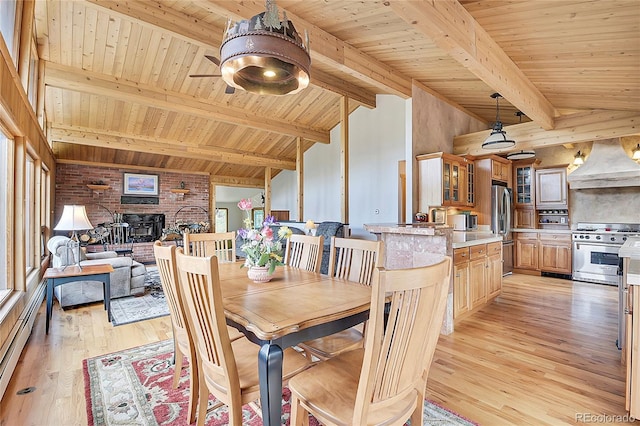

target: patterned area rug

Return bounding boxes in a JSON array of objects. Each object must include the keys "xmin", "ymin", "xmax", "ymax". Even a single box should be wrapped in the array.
[
  {"xmin": 110, "ymin": 266, "xmax": 170, "ymax": 326},
  {"xmin": 83, "ymin": 340, "xmax": 478, "ymax": 426}
]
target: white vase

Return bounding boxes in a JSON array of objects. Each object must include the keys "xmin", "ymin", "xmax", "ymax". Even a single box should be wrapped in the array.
[{"xmin": 247, "ymin": 266, "xmax": 272, "ymax": 283}]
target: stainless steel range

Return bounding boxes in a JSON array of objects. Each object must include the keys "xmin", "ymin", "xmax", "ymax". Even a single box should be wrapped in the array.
[
  {"xmin": 572, "ymin": 222, "xmax": 640, "ymax": 286},
  {"xmin": 572, "ymin": 222, "xmax": 640, "ymax": 351}
]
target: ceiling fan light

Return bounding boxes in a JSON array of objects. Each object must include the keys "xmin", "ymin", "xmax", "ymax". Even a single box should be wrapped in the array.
[
  {"xmin": 219, "ymin": 1, "xmax": 311, "ymax": 96},
  {"xmin": 506, "ymin": 150, "xmax": 536, "ymax": 160}
]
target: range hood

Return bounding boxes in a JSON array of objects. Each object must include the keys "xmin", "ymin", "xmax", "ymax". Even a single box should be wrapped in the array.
[{"xmin": 567, "ymin": 138, "xmax": 640, "ymax": 189}]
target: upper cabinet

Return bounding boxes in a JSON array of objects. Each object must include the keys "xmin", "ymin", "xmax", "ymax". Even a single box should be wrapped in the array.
[
  {"xmin": 417, "ymin": 153, "xmax": 474, "ymax": 210},
  {"xmin": 491, "ymin": 159, "xmax": 511, "ymax": 183},
  {"xmin": 535, "ymin": 166, "xmax": 568, "ymax": 209},
  {"xmin": 513, "ymin": 161, "xmax": 536, "ymax": 207}
]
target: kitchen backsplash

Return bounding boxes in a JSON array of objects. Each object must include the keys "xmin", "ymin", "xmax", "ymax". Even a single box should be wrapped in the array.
[{"xmin": 570, "ymin": 186, "xmax": 640, "ymax": 225}]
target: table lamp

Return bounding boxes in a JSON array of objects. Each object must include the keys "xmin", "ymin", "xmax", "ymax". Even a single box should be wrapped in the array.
[
  {"xmin": 305, "ymin": 220, "xmax": 317, "ymax": 236},
  {"xmin": 54, "ymin": 205, "xmax": 94, "ymax": 269}
]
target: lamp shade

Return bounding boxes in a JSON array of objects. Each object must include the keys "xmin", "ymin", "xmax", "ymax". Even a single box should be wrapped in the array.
[
  {"xmin": 633, "ymin": 143, "xmax": 640, "ymax": 160},
  {"xmin": 482, "ymin": 123, "xmax": 516, "ymax": 150},
  {"xmin": 573, "ymin": 151, "xmax": 585, "ymax": 165},
  {"xmin": 54, "ymin": 205, "xmax": 94, "ymax": 231},
  {"xmin": 506, "ymin": 150, "xmax": 536, "ymax": 160},
  {"xmin": 305, "ymin": 220, "xmax": 316, "ymax": 229}
]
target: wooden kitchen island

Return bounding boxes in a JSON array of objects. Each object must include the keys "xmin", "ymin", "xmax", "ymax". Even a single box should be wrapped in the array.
[{"xmin": 364, "ymin": 223, "xmax": 502, "ymax": 334}]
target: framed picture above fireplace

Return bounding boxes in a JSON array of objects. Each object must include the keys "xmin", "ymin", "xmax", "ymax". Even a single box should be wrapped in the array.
[{"xmin": 123, "ymin": 173, "xmax": 159, "ymax": 196}]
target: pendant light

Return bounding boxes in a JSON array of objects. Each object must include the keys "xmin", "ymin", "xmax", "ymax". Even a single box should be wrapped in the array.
[
  {"xmin": 506, "ymin": 112, "xmax": 533, "ymax": 160},
  {"xmin": 482, "ymin": 93, "xmax": 516, "ymax": 150},
  {"xmin": 219, "ymin": 0, "xmax": 311, "ymax": 96}
]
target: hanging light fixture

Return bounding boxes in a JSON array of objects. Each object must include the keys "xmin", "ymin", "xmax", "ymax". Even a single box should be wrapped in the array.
[
  {"xmin": 219, "ymin": 0, "xmax": 311, "ymax": 96},
  {"xmin": 632, "ymin": 143, "xmax": 640, "ymax": 161},
  {"xmin": 506, "ymin": 150, "xmax": 536, "ymax": 160},
  {"xmin": 573, "ymin": 151, "xmax": 585, "ymax": 165},
  {"xmin": 482, "ymin": 93, "xmax": 516, "ymax": 150}
]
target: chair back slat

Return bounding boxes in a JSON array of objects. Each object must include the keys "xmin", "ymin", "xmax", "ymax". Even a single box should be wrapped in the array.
[
  {"xmin": 353, "ymin": 257, "xmax": 452, "ymax": 423},
  {"xmin": 153, "ymin": 242, "xmax": 188, "ymax": 331},
  {"xmin": 329, "ymin": 237, "xmax": 383, "ymax": 286},
  {"xmin": 184, "ymin": 231, "xmax": 236, "ymax": 262},
  {"xmin": 176, "ymin": 250, "xmax": 238, "ymax": 388},
  {"xmin": 285, "ymin": 234, "xmax": 324, "ymax": 273}
]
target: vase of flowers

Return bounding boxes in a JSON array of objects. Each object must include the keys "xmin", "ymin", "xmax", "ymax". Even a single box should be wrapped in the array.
[{"xmin": 237, "ymin": 198, "xmax": 292, "ymax": 282}]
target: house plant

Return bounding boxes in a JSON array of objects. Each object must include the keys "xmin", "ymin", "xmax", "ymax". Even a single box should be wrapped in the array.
[{"xmin": 237, "ymin": 198, "xmax": 292, "ymax": 282}]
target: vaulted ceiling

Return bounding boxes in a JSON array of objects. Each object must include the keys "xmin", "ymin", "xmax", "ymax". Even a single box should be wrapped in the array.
[{"xmin": 35, "ymin": 0, "xmax": 640, "ymax": 187}]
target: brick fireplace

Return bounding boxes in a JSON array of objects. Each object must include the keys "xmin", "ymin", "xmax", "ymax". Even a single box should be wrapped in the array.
[{"xmin": 54, "ymin": 164, "xmax": 210, "ymax": 263}]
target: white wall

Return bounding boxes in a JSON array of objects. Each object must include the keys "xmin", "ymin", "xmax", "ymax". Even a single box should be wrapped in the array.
[{"xmin": 272, "ymin": 95, "xmax": 409, "ymax": 239}]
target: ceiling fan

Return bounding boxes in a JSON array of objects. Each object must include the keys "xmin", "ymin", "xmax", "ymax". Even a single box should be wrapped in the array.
[{"xmin": 188, "ymin": 55, "xmax": 236, "ymax": 94}]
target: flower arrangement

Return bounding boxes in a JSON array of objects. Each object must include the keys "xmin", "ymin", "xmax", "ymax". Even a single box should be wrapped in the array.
[{"xmin": 237, "ymin": 198, "xmax": 292, "ymax": 274}]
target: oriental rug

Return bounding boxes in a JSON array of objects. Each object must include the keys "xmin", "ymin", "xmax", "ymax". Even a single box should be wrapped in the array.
[
  {"xmin": 83, "ymin": 340, "xmax": 478, "ymax": 426},
  {"xmin": 110, "ymin": 266, "xmax": 170, "ymax": 326}
]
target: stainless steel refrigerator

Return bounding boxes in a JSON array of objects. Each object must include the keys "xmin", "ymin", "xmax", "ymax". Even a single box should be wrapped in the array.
[{"xmin": 491, "ymin": 185, "xmax": 513, "ymax": 275}]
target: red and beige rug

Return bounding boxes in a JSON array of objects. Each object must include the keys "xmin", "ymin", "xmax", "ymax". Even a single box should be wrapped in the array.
[{"xmin": 83, "ymin": 340, "xmax": 477, "ymax": 426}]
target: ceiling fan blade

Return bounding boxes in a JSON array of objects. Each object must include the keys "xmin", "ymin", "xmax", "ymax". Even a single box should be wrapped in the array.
[
  {"xmin": 188, "ymin": 74, "xmax": 222, "ymax": 78},
  {"xmin": 205, "ymin": 55, "xmax": 220, "ymax": 66},
  {"xmin": 225, "ymin": 85, "xmax": 236, "ymax": 95}
]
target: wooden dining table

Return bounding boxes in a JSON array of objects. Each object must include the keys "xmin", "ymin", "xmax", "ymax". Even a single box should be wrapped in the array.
[{"xmin": 217, "ymin": 262, "xmax": 373, "ymax": 426}]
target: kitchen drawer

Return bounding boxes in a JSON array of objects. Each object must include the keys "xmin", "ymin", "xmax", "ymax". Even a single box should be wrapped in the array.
[
  {"xmin": 515, "ymin": 232, "xmax": 538, "ymax": 240},
  {"xmin": 454, "ymin": 247, "xmax": 470, "ymax": 264},
  {"xmin": 539, "ymin": 233, "xmax": 571, "ymax": 242},
  {"xmin": 470, "ymin": 244, "xmax": 487, "ymax": 260},
  {"xmin": 487, "ymin": 242, "xmax": 502, "ymax": 256}
]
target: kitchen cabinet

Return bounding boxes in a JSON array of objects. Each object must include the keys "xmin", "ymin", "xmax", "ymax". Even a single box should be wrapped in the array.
[
  {"xmin": 538, "ymin": 233, "xmax": 572, "ymax": 274},
  {"xmin": 466, "ymin": 161, "xmax": 475, "ymax": 206},
  {"xmin": 622, "ymin": 256, "xmax": 639, "ymax": 418},
  {"xmin": 470, "ymin": 245, "xmax": 487, "ymax": 309},
  {"xmin": 453, "ymin": 247, "xmax": 471, "ymax": 319},
  {"xmin": 417, "ymin": 152, "xmax": 472, "ymax": 210},
  {"xmin": 454, "ymin": 241, "xmax": 502, "ymax": 322},
  {"xmin": 535, "ymin": 167, "xmax": 568, "ymax": 210},
  {"xmin": 514, "ymin": 231, "xmax": 572, "ymax": 274},
  {"xmin": 515, "ymin": 208, "xmax": 536, "ymax": 228},
  {"xmin": 486, "ymin": 242, "xmax": 503, "ymax": 299},
  {"xmin": 514, "ymin": 232, "xmax": 539, "ymax": 270},
  {"xmin": 513, "ymin": 160, "xmax": 536, "ymax": 206},
  {"xmin": 491, "ymin": 159, "xmax": 511, "ymax": 183}
]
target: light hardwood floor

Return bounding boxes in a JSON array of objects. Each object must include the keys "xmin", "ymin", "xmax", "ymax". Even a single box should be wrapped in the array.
[{"xmin": 0, "ymin": 274, "xmax": 635, "ymax": 425}]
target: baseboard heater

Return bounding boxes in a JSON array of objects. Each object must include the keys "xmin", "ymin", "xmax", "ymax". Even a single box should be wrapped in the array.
[{"xmin": 0, "ymin": 280, "xmax": 45, "ymax": 400}]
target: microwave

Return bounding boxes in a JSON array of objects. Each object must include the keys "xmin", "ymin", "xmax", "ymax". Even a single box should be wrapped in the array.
[{"xmin": 451, "ymin": 214, "xmax": 478, "ymax": 231}]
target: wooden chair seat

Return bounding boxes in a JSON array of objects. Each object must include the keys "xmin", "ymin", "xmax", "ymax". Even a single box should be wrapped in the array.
[
  {"xmin": 299, "ymin": 237, "xmax": 382, "ymax": 360},
  {"xmin": 299, "ymin": 326, "xmax": 364, "ymax": 360}
]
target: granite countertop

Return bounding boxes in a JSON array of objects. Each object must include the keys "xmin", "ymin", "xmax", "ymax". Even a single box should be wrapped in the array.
[
  {"xmin": 364, "ymin": 223, "xmax": 451, "ymax": 235},
  {"xmin": 452, "ymin": 231, "xmax": 502, "ymax": 248},
  {"xmin": 511, "ymin": 228, "xmax": 573, "ymax": 234}
]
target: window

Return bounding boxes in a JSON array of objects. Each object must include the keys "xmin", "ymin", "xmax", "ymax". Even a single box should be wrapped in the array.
[
  {"xmin": 0, "ymin": 132, "xmax": 12, "ymax": 302},
  {"xmin": 27, "ymin": 39, "xmax": 39, "ymax": 110},
  {"xmin": 40, "ymin": 166, "xmax": 49, "ymax": 260},
  {"xmin": 24, "ymin": 152, "xmax": 36, "ymax": 274},
  {"xmin": 0, "ymin": 0, "xmax": 19, "ymax": 64},
  {"xmin": 215, "ymin": 208, "xmax": 228, "ymax": 233}
]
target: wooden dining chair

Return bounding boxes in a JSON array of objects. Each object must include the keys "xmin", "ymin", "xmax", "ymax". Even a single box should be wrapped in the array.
[
  {"xmin": 298, "ymin": 237, "xmax": 383, "ymax": 360},
  {"xmin": 284, "ymin": 234, "xmax": 324, "ymax": 273},
  {"xmin": 175, "ymin": 249, "xmax": 311, "ymax": 426},
  {"xmin": 288, "ymin": 256, "xmax": 452, "ymax": 426},
  {"xmin": 153, "ymin": 242, "xmax": 244, "ymax": 424},
  {"xmin": 184, "ymin": 231, "xmax": 236, "ymax": 262}
]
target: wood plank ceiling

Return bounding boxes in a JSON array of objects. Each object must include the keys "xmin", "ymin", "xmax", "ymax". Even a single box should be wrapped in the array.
[{"xmin": 34, "ymin": 0, "xmax": 640, "ymax": 186}]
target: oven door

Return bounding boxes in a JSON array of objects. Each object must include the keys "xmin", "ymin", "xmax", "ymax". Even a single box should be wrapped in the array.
[{"xmin": 572, "ymin": 242, "xmax": 620, "ymax": 285}]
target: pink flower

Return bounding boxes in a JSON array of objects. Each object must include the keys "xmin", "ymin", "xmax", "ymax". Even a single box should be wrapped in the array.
[
  {"xmin": 237, "ymin": 198, "xmax": 252, "ymax": 211},
  {"xmin": 262, "ymin": 226, "xmax": 274, "ymax": 240}
]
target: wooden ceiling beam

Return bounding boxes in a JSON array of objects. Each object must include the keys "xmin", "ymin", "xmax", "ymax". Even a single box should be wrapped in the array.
[
  {"xmin": 388, "ymin": 0, "xmax": 557, "ymax": 130},
  {"xmin": 453, "ymin": 110, "xmax": 640, "ymax": 155},
  {"xmin": 190, "ymin": 1, "xmax": 413, "ymax": 98},
  {"xmin": 49, "ymin": 125, "xmax": 297, "ymax": 170},
  {"xmin": 84, "ymin": 0, "xmax": 379, "ymax": 107},
  {"xmin": 44, "ymin": 62, "xmax": 329, "ymax": 143}
]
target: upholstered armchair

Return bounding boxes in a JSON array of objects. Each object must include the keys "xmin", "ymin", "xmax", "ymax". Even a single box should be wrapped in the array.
[
  {"xmin": 315, "ymin": 222, "xmax": 346, "ymax": 274},
  {"xmin": 47, "ymin": 236, "xmax": 147, "ymax": 308}
]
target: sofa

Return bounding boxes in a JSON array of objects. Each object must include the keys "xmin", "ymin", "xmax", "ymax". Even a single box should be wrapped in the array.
[{"xmin": 47, "ymin": 236, "xmax": 147, "ymax": 308}]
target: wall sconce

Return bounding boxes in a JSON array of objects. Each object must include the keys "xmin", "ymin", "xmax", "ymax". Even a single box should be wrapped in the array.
[
  {"xmin": 632, "ymin": 143, "xmax": 640, "ymax": 161},
  {"xmin": 573, "ymin": 151, "xmax": 585, "ymax": 165}
]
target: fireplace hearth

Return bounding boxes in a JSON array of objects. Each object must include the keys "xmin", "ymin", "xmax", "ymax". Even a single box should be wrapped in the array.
[{"xmin": 122, "ymin": 213, "xmax": 165, "ymax": 242}]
